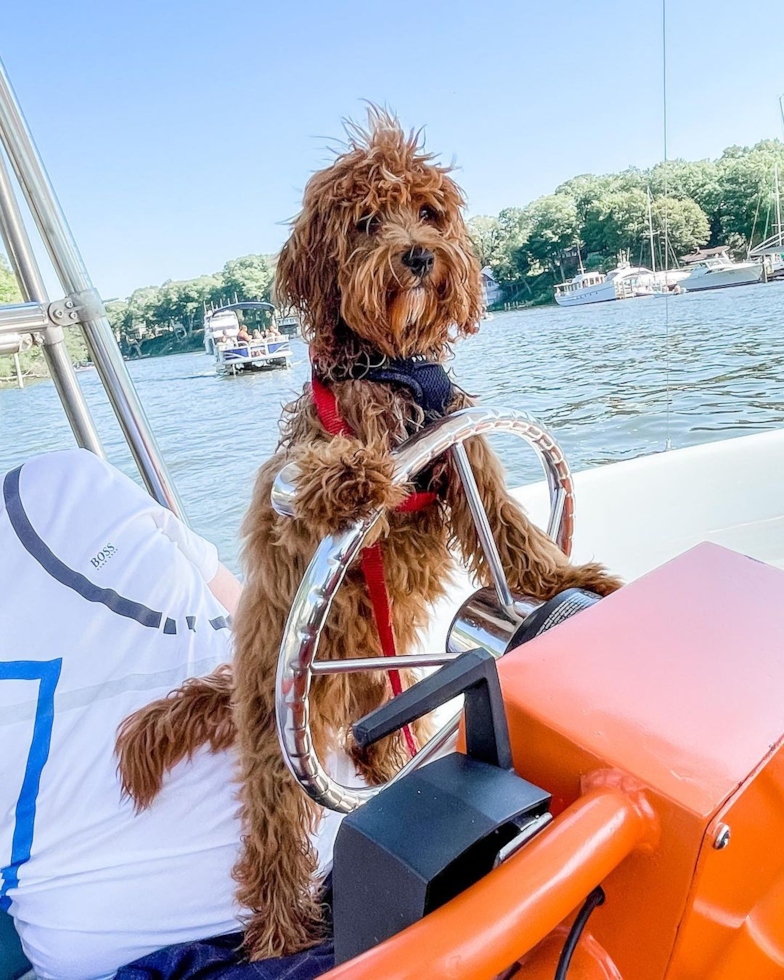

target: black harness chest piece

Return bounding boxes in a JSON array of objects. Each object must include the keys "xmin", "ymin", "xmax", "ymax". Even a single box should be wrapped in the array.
[
  {"xmin": 364, "ymin": 356, "xmax": 454, "ymax": 420},
  {"xmin": 323, "ymin": 353, "xmax": 455, "ymax": 494}
]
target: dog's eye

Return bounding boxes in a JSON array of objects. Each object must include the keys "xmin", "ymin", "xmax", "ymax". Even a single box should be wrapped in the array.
[
  {"xmin": 357, "ymin": 215, "xmax": 380, "ymax": 236},
  {"xmin": 419, "ymin": 205, "xmax": 439, "ymax": 224}
]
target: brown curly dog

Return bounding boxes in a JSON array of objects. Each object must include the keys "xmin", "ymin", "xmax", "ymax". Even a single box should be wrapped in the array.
[{"xmin": 116, "ymin": 109, "xmax": 621, "ymax": 961}]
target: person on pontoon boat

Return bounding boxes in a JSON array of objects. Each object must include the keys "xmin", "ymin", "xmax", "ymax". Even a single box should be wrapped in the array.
[{"xmin": 0, "ymin": 450, "xmax": 347, "ymax": 980}]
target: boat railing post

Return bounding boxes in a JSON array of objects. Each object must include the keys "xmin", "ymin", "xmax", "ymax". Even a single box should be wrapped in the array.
[
  {"xmin": 0, "ymin": 148, "xmax": 104, "ymax": 455},
  {"xmin": 0, "ymin": 58, "xmax": 185, "ymax": 519}
]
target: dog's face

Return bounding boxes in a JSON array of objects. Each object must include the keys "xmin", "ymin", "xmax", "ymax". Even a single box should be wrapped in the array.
[{"xmin": 275, "ymin": 111, "xmax": 483, "ymax": 370}]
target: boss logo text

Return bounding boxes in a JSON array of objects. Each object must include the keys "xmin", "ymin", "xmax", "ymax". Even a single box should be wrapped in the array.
[{"xmin": 90, "ymin": 543, "xmax": 117, "ymax": 569}]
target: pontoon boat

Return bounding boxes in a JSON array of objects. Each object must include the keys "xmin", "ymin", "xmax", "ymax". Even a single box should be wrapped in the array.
[{"xmin": 204, "ymin": 302, "xmax": 292, "ymax": 374}]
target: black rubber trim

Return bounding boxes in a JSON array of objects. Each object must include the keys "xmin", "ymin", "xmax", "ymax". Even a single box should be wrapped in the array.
[
  {"xmin": 554, "ymin": 886, "xmax": 606, "ymax": 979},
  {"xmin": 510, "ymin": 589, "xmax": 601, "ymax": 648}
]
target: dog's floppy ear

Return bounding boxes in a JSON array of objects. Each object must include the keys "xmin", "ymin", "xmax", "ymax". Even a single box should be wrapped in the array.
[
  {"xmin": 453, "ymin": 236, "xmax": 484, "ymax": 340},
  {"xmin": 274, "ymin": 185, "xmax": 341, "ymax": 353},
  {"xmin": 442, "ymin": 176, "xmax": 485, "ymax": 341}
]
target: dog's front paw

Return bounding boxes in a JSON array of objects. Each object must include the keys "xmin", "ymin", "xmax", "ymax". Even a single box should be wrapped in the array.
[
  {"xmin": 558, "ymin": 562, "xmax": 623, "ymax": 597},
  {"xmin": 292, "ymin": 437, "xmax": 408, "ymax": 532}
]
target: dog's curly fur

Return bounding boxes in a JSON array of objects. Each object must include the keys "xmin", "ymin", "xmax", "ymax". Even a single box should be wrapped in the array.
[{"xmin": 116, "ymin": 109, "xmax": 621, "ymax": 960}]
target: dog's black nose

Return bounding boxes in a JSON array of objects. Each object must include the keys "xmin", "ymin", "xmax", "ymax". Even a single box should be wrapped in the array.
[{"xmin": 401, "ymin": 246, "xmax": 434, "ymax": 278}]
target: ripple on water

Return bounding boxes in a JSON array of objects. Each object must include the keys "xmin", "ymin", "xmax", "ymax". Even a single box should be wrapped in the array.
[{"xmin": 1, "ymin": 283, "xmax": 783, "ymax": 570}]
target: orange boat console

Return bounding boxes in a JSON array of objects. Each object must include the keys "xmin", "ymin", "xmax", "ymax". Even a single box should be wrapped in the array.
[{"xmin": 325, "ymin": 543, "xmax": 784, "ymax": 979}]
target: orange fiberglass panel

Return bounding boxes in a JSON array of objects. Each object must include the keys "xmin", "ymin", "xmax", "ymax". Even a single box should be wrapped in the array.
[
  {"xmin": 323, "ymin": 544, "xmax": 784, "ymax": 979},
  {"xmin": 497, "ymin": 542, "xmax": 784, "ymax": 980},
  {"xmin": 666, "ymin": 745, "xmax": 784, "ymax": 977}
]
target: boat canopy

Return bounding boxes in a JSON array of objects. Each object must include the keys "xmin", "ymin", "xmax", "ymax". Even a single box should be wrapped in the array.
[
  {"xmin": 208, "ymin": 301, "xmax": 275, "ymax": 316},
  {"xmin": 681, "ymin": 246, "xmax": 731, "ymax": 264}
]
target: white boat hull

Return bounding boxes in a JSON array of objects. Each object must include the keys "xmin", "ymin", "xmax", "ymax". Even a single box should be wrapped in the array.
[
  {"xmin": 651, "ymin": 269, "xmax": 691, "ymax": 289},
  {"xmin": 681, "ymin": 263, "xmax": 762, "ymax": 292},
  {"xmin": 554, "ymin": 281, "xmax": 619, "ymax": 306}
]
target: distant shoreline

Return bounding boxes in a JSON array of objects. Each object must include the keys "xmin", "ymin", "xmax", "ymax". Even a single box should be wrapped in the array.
[
  {"xmin": 0, "ymin": 335, "xmax": 201, "ymax": 388},
  {"xmin": 122, "ymin": 331, "xmax": 206, "ymax": 362}
]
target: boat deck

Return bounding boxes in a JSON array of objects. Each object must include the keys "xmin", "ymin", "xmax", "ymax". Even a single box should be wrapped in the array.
[{"xmin": 417, "ymin": 428, "xmax": 784, "ymax": 653}]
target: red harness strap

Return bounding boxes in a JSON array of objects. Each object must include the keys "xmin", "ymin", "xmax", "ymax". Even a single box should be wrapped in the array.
[{"xmin": 311, "ymin": 375, "xmax": 434, "ymax": 758}]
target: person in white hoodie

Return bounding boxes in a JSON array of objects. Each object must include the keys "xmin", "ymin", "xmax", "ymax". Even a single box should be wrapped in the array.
[{"xmin": 0, "ymin": 449, "xmax": 341, "ymax": 980}]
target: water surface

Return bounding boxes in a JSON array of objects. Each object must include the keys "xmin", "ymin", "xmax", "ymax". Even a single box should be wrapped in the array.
[{"xmin": 2, "ymin": 283, "xmax": 783, "ymax": 570}]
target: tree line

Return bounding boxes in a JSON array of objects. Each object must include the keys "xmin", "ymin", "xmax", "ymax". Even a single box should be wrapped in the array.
[
  {"xmin": 105, "ymin": 253, "xmax": 277, "ymax": 353},
  {"xmin": 4, "ymin": 135, "xmax": 784, "ymax": 381},
  {"xmin": 469, "ymin": 138, "xmax": 784, "ymax": 305}
]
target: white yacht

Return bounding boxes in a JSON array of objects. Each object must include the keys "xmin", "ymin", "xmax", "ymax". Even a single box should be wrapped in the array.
[
  {"xmin": 649, "ymin": 268, "xmax": 691, "ymax": 291},
  {"xmin": 680, "ymin": 247, "xmax": 762, "ymax": 292},
  {"xmin": 277, "ymin": 313, "xmax": 301, "ymax": 336},
  {"xmin": 554, "ymin": 263, "xmax": 656, "ymax": 307}
]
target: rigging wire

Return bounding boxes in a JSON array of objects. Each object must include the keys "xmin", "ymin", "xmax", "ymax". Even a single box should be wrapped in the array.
[
  {"xmin": 747, "ymin": 190, "xmax": 763, "ymax": 257},
  {"xmin": 662, "ymin": 0, "xmax": 672, "ymax": 451}
]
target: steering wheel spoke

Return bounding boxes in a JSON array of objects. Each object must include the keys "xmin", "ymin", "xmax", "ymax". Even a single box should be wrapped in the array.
[
  {"xmin": 450, "ymin": 442, "xmax": 516, "ymax": 616},
  {"xmin": 311, "ymin": 651, "xmax": 463, "ymax": 675}
]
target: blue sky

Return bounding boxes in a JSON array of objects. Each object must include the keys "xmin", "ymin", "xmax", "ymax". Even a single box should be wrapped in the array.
[{"xmin": 3, "ymin": 0, "xmax": 783, "ymax": 298}]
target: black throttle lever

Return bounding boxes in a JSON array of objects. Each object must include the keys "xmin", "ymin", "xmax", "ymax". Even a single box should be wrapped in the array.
[
  {"xmin": 335, "ymin": 647, "xmax": 551, "ymax": 965},
  {"xmin": 353, "ymin": 647, "xmax": 513, "ymax": 769}
]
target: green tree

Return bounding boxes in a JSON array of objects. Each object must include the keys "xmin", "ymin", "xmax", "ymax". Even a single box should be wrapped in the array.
[
  {"xmin": 467, "ymin": 215, "xmax": 500, "ymax": 267},
  {"xmin": 157, "ymin": 276, "xmax": 223, "ymax": 334},
  {"xmin": 608, "ymin": 167, "xmax": 648, "ymax": 195},
  {"xmin": 649, "ymin": 158, "xmax": 721, "ymax": 220},
  {"xmin": 126, "ymin": 285, "xmax": 163, "ymax": 333},
  {"xmin": 716, "ymin": 140, "xmax": 784, "ymax": 246},
  {"xmin": 221, "ymin": 254, "xmax": 274, "ymax": 302},
  {"xmin": 524, "ymin": 194, "xmax": 580, "ymax": 277},
  {"xmin": 488, "ymin": 207, "xmax": 533, "ymax": 280},
  {"xmin": 650, "ymin": 196, "xmax": 710, "ymax": 259},
  {"xmin": 105, "ymin": 299, "xmax": 131, "ymax": 343},
  {"xmin": 557, "ymin": 173, "xmax": 613, "ymax": 218},
  {"xmin": 582, "ymin": 189, "xmax": 650, "ymax": 258},
  {"xmin": 0, "ymin": 255, "xmax": 21, "ymax": 304}
]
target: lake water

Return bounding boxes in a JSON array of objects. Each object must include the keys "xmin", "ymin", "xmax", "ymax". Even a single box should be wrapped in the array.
[{"xmin": 2, "ymin": 283, "xmax": 783, "ymax": 572}]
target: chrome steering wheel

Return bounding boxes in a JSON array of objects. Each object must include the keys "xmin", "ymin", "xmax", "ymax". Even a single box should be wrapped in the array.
[{"xmin": 271, "ymin": 406, "xmax": 574, "ymax": 813}]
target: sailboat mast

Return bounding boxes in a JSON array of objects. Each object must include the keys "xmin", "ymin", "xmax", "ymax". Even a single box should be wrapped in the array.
[
  {"xmin": 647, "ymin": 188, "xmax": 657, "ymax": 275},
  {"xmin": 775, "ymin": 161, "xmax": 782, "ymax": 244}
]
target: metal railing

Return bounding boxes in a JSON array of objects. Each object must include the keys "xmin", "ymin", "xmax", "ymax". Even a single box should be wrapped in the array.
[{"xmin": 0, "ymin": 58, "xmax": 184, "ymax": 519}]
